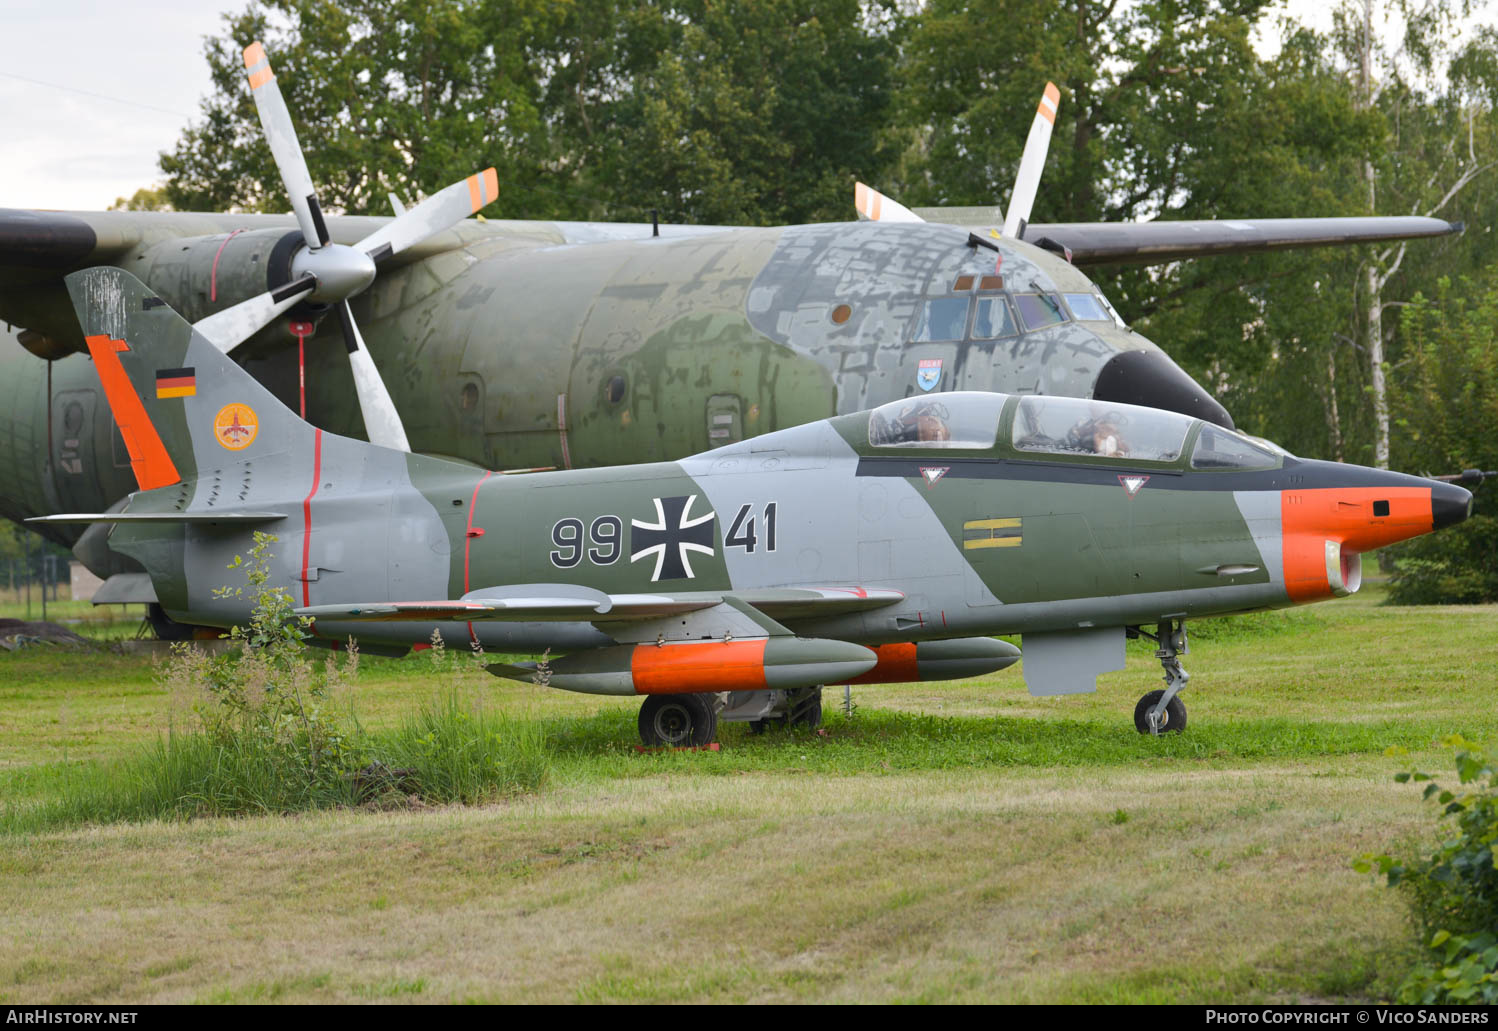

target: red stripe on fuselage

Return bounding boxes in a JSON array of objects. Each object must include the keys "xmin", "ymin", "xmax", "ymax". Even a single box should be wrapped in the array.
[
  {"xmin": 464, "ymin": 470, "xmax": 494, "ymax": 644},
  {"xmin": 301, "ymin": 429, "xmax": 323, "ymax": 610}
]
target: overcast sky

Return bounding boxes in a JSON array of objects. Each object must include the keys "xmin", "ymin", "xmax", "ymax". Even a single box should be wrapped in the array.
[{"xmin": 0, "ymin": 0, "xmax": 1354, "ymax": 213}]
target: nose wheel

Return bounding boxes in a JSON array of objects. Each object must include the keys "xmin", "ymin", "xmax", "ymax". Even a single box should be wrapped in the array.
[{"xmin": 1133, "ymin": 619, "xmax": 1190, "ymax": 736}]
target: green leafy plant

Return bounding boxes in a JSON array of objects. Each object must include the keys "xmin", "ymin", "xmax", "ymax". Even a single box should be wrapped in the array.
[
  {"xmin": 1387, "ymin": 517, "xmax": 1498, "ymax": 606},
  {"xmin": 179, "ymin": 531, "xmax": 364, "ymax": 789},
  {"xmin": 1356, "ymin": 736, "xmax": 1498, "ymax": 1003}
]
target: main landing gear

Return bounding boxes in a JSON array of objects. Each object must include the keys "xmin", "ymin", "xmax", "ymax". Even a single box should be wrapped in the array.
[
  {"xmin": 637, "ymin": 687, "xmax": 824, "ymax": 747},
  {"xmin": 1130, "ymin": 619, "xmax": 1190, "ymax": 736}
]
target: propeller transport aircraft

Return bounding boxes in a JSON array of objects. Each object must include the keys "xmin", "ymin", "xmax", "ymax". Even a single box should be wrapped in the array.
[
  {"xmin": 0, "ymin": 48, "xmax": 1465, "ymax": 628},
  {"xmin": 35, "ymin": 267, "xmax": 1474, "ymax": 746}
]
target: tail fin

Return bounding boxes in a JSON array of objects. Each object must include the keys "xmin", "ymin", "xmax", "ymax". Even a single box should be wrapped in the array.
[{"xmin": 65, "ymin": 268, "xmax": 314, "ymax": 490}]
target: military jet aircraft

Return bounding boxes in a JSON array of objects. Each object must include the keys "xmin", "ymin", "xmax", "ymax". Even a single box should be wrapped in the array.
[
  {"xmin": 1, "ymin": 49, "xmax": 1462, "ymax": 616},
  {"xmin": 36, "ymin": 267, "xmax": 1472, "ymax": 743}
]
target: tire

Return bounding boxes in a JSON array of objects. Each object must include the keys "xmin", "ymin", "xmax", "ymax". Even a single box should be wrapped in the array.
[
  {"xmin": 789, "ymin": 688, "xmax": 823, "ymax": 730},
  {"xmin": 1133, "ymin": 690, "xmax": 1187, "ymax": 734},
  {"xmin": 639, "ymin": 694, "xmax": 718, "ymax": 747},
  {"xmin": 147, "ymin": 603, "xmax": 196, "ymax": 642}
]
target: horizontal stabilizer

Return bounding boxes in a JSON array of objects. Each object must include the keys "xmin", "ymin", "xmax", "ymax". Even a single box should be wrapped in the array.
[
  {"xmin": 29, "ymin": 511, "xmax": 287, "ymax": 524},
  {"xmin": 90, "ymin": 573, "xmax": 157, "ymax": 605}
]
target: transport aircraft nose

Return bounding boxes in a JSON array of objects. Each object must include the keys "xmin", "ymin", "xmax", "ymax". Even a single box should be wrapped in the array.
[{"xmin": 1092, "ymin": 349, "xmax": 1235, "ymax": 428}]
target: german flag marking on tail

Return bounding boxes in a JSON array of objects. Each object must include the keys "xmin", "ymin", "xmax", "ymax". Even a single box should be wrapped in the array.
[{"xmin": 155, "ymin": 367, "xmax": 196, "ymax": 399}]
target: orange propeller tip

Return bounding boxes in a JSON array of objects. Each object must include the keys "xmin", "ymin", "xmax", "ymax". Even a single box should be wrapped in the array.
[{"xmin": 243, "ymin": 41, "xmax": 267, "ymax": 67}]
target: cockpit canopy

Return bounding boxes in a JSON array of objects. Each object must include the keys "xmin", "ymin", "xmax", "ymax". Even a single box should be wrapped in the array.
[
  {"xmin": 1013, "ymin": 396, "xmax": 1189, "ymax": 462},
  {"xmin": 868, "ymin": 394, "xmax": 1007, "ymax": 449},
  {"xmin": 865, "ymin": 391, "xmax": 1279, "ymax": 468}
]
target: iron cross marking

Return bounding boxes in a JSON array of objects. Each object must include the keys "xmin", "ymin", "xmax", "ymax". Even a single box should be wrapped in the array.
[{"xmin": 630, "ymin": 495, "xmax": 716, "ymax": 581}]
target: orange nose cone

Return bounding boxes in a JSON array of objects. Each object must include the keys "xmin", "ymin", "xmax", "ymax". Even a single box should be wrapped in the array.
[{"xmin": 1280, "ymin": 480, "xmax": 1471, "ymax": 604}]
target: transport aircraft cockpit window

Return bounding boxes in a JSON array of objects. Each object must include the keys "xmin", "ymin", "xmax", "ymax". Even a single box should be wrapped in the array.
[
  {"xmin": 972, "ymin": 296, "xmax": 1020, "ymax": 339},
  {"xmin": 868, "ymin": 393, "xmax": 1007, "ymax": 449},
  {"xmin": 910, "ymin": 296, "xmax": 971, "ymax": 342},
  {"xmin": 1190, "ymin": 424, "xmax": 1280, "ymax": 470},
  {"xmin": 1013, "ymin": 292, "xmax": 1069, "ymax": 331},
  {"xmin": 1012, "ymin": 396, "xmax": 1192, "ymax": 461},
  {"xmin": 1063, "ymin": 293, "xmax": 1111, "ymax": 322}
]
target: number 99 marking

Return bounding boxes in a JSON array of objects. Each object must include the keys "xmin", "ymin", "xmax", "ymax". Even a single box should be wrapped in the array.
[{"xmin": 551, "ymin": 515, "xmax": 624, "ymax": 568}]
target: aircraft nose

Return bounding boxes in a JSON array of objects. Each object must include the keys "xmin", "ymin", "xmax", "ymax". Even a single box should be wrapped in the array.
[
  {"xmin": 1284, "ymin": 460, "xmax": 1475, "ymax": 554},
  {"xmin": 1432, "ymin": 480, "xmax": 1474, "ymax": 531}
]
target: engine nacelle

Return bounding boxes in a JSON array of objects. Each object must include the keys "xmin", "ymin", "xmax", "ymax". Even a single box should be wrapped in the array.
[{"xmin": 128, "ymin": 228, "xmax": 315, "ymax": 351}]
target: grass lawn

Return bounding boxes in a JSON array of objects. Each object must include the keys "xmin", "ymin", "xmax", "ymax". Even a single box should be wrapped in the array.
[{"xmin": 0, "ymin": 585, "xmax": 1492, "ymax": 1003}]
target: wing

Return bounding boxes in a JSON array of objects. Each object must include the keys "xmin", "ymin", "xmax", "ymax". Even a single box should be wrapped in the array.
[
  {"xmin": 1026, "ymin": 216, "xmax": 1462, "ymax": 267},
  {"xmin": 295, "ymin": 584, "xmax": 904, "ymax": 624},
  {"xmin": 901, "ymin": 209, "xmax": 1462, "ymax": 266},
  {"xmin": 28, "ymin": 511, "xmax": 287, "ymax": 524}
]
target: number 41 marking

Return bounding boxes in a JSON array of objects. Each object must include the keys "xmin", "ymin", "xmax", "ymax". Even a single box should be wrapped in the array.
[{"xmin": 726, "ymin": 502, "xmax": 777, "ymax": 554}]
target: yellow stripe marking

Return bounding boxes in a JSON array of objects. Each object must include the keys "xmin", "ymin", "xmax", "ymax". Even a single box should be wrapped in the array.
[
  {"xmin": 156, "ymin": 386, "xmax": 196, "ymax": 399},
  {"xmin": 965, "ymin": 517, "xmax": 1022, "ymax": 530},
  {"xmin": 965, "ymin": 536, "xmax": 1023, "ymax": 550}
]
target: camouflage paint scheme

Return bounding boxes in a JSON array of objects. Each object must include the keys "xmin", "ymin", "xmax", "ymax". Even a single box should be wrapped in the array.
[
  {"xmin": 44, "ymin": 269, "xmax": 1471, "ymax": 734},
  {"xmin": 0, "ymin": 206, "xmax": 1398, "ymax": 573}
]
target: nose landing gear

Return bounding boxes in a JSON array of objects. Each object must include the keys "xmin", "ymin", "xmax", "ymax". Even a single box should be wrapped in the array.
[{"xmin": 1132, "ymin": 619, "xmax": 1190, "ymax": 735}]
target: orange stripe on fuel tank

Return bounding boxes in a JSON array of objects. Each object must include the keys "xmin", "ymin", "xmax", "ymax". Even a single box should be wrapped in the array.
[
  {"xmin": 1281, "ymin": 486, "xmax": 1435, "ymax": 603},
  {"xmin": 84, "ymin": 334, "xmax": 180, "ymax": 491},
  {"xmin": 630, "ymin": 640, "xmax": 768, "ymax": 695},
  {"xmin": 842, "ymin": 642, "xmax": 919, "ymax": 685}
]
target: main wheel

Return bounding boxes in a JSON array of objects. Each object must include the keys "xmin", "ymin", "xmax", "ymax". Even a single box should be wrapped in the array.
[
  {"xmin": 639, "ymin": 694, "xmax": 718, "ymax": 747},
  {"xmin": 1133, "ymin": 690, "xmax": 1187, "ymax": 734},
  {"xmin": 789, "ymin": 688, "xmax": 823, "ymax": 730},
  {"xmin": 147, "ymin": 603, "xmax": 196, "ymax": 642}
]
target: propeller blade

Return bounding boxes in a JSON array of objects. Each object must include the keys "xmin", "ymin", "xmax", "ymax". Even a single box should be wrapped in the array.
[
  {"xmin": 242, "ymin": 41, "xmax": 330, "ymax": 248},
  {"xmin": 192, "ymin": 274, "xmax": 317, "ymax": 354},
  {"xmin": 355, "ymin": 169, "xmax": 499, "ymax": 263},
  {"xmin": 854, "ymin": 182, "xmax": 925, "ymax": 223},
  {"xmin": 1003, "ymin": 82, "xmax": 1060, "ymax": 240},
  {"xmin": 335, "ymin": 301, "xmax": 411, "ymax": 452}
]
